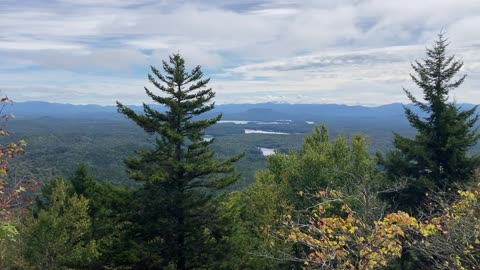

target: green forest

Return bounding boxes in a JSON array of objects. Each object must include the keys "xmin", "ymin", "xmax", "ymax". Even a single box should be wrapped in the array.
[
  {"xmin": 1, "ymin": 34, "xmax": 480, "ymax": 270},
  {"xmin": 7, "ymin": 115, "xmax": 415, "ymax": 190}
]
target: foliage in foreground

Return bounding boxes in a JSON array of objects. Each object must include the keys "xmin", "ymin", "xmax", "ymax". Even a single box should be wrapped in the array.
[
  {"xmin": 278, "ymin": 189, "xmax": 438, "ymax": 269},
  {"xmin": 412, "ymin": 174, "xmax": 480, "ymax": 269},
  {"xmin": 21, "ymin": 178, "xmax": 99, "ymax": 269},
  {"xmin": 219, "ymin": 126, "xmax": 392, "ymax": 269},
  {"xmin": 275, "ymin": 179, "xmax": 480, "ymax": 270},
  {"xmin": 0, "ymin": 97, "xmax": 38, "ymax": 267}
]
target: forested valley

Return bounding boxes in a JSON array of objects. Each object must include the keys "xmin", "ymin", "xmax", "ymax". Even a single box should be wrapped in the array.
[{"xmin": 1, "ymin": 34, "xmax": 480, "ymax": 270}]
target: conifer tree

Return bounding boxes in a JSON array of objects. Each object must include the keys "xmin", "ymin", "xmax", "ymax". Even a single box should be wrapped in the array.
[
  {"xmin": 381, "ymin": 33, "xmax": 480, "ymax": 211},
  {"xmin": 116, "ymin": 54, "xmax": 242, "ymax": 269},
  {"xmin": 23, "ymin": 178, "xmax": 98, "ymax": 269},
  {"xmin": 71, "ymin": 163, "xmax": 98, "ymax": 197},
  {"xmin": 69, "ymin": 164, "xmax": 132, "ymax": 268}
]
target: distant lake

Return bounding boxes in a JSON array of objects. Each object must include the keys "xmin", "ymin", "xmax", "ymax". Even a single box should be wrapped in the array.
[
  {"xmin": 258, "ymin": 147, "xmax": 274, "ymax": 156},
  {"xmin": 245, "ymin": 129, "xmax": 290, "ymax": 135},
  {"xmin": 218, "ymin": 120, "xmax": 250, "ymax": 124},
  {"xmin": 219, "ymin": 120, "xmax": 292, "ymax": 125},
  {"xmin": 203, "ymin": 135, "xmax": 214, "ymax": 142},
  {"xmin": 256, "ymin": 121, "xmax": 290, "ymax": 125}
]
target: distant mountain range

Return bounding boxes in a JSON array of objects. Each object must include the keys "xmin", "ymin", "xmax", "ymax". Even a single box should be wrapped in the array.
[{"xmin": 7, "ymin": 101, "xmax": 479, "ymax": 125}]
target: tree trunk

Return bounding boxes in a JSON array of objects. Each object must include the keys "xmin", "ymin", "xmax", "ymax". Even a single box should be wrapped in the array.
[{"xmin": 177, "ymin": 211, "xmax": 186, "ymax": 270}]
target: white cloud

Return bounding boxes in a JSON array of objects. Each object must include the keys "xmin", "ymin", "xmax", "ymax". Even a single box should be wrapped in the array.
[
  {"xmin": 1, "ymin": 70, "xmax": 146, "ymax": 105},
  {"xmin": 0, "ymin": 0, "xmax": 479, "ymax": 104},
  {"xmin": 28, "ymin": 49, "xmax": 149, "ymax": 69},
  {"xmin": 0, "ymin": 39, "xmax": 85, "ymax": 51}
]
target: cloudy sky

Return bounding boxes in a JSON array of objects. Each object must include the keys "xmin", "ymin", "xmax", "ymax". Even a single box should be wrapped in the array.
[{"xmin": 1, "ymin": 0, "xmax": 479, "ymax": 105}]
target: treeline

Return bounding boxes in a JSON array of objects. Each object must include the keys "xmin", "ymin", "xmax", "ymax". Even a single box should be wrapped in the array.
[{"xmin": 1, "ymin": 33, "xmax": 480, "ymax": 269}]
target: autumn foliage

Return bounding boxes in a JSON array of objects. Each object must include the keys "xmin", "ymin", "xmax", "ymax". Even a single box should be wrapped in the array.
[
  {"xmin": 278, "ymin": 189, "xmax": 439, "ymax": 269},
  {"xmin": 411, "ymin": 179, "xmax": 480, "ymax": 269},
  {"xmin": 0, "ymin": 97, "xmax": 37, "ymax": 239}
]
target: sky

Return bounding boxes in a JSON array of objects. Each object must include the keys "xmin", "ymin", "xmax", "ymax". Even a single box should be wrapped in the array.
[{"xmin": 1, "ymin": 0, "xmax": 480, "ymax": 105}]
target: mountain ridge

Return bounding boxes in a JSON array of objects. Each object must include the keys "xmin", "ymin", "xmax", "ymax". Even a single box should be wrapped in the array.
[{"xmin": 6, "ymin": 101, "xmax": 478, "ymax": 122}]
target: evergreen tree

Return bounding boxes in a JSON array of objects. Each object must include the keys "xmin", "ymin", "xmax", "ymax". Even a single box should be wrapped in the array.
[
  {"xmin": 71, "ymin": 163, "xmax": 98, "ymax": 197},
  {"xmin": 23, "ymin": 178, "xmax": 99, "ymax": 269},
  {"xmin": 70, "ymin": 164, "xmax": 132, "ymax": 268},
  {"xmin": 70, "ymin": 164, "xmax": 108, "ymax": 239},
  {"xmin": 116, "ymin": 54, "xmax": 242, "ymax": 269},
  {"xmin": 381, "ymin": 33, "xmax": 480, "ymax": 211}
]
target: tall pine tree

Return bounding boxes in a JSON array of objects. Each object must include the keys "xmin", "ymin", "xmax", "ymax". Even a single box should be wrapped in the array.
[
  {"xmin": 381, "ymin": 33, "xmax": 480, "ymax": 211},
  {"xmin": 116, "ymin": 54, "xmax": 242, "ymax": 269}
]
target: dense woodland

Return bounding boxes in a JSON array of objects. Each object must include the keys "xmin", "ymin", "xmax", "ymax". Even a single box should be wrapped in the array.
[
  {"xmin": 1, "ymin": 34, "xmax": 480, "ymax": 269},
  {"xmin": 5, "ymin": 115, "xmax": 417, "ymax": 189}
]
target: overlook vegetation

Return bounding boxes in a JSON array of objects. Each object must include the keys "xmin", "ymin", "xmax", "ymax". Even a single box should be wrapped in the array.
[{"xmin": 1, "ymin": 34, "xmax": 480, "ymax": 269}]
